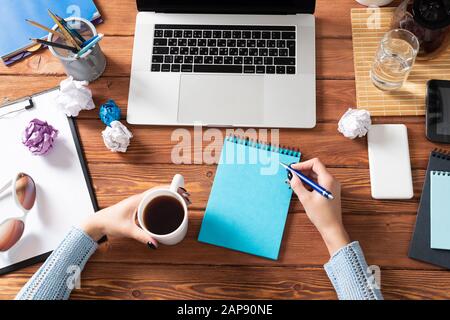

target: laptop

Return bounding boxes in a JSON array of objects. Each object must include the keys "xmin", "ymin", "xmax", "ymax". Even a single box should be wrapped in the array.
[{"xmin": 127, "ymin": 0, "xmax": 316, "ymax": 128}]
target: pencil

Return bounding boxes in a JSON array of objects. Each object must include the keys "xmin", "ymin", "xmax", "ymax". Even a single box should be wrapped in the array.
[
  {"xmin": 54, "ymin": 14, "xmax": 86, "ymax": 43},
  {"xmin": 30, "ymin": 38, "xmax": 78, "ymax": 53},
  {"xmin": 25, "ymin": 19, "xmax": 65, "ymax": 39},
  {"xmin": 47, "ymin": 9, "xmax": 81, "ymax": 50}
]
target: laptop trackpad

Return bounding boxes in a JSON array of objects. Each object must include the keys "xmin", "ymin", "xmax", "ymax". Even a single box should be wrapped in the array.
[{"xmin": 178, "ymin": 75, "xmax": 264, "ymax": 126}]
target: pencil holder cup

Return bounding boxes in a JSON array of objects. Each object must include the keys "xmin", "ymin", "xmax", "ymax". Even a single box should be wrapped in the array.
[{"xmin": 47, "ymin": 17, "xmax": 106, "ymax": 82}]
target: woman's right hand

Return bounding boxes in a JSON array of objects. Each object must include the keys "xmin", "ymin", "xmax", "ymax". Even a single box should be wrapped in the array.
[
  {"xmin": 80, "ymin": 193, "xmax": 158, "ymax": 249},
  {"xmin": 289, "ymin": 158, "xmax": 350, "ymax": 256}
]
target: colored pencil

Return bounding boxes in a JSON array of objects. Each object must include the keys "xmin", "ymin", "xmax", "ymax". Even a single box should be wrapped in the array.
[
  {"xmin": 47, "ymin": 9, "xmax": 81, "ymax": 50},
  {"xmin": 25, "ymin": 19, "xmax": 65, "ymax": 39},
  {"xmin": 30, "ymin": 38, "xmax": 78, "ymax": 53},
  {"xmin": 54, "ymin": 13, "xmax": 86, "ymax": 43}
]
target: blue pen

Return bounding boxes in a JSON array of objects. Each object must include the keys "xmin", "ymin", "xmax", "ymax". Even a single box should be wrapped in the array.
[
  {"xmin": 76, "ymin": 34, "xmax": 104, "ymax": 57},
  {"xmin": 280, "ymin": 162, "xmax": 334, "ymax": 200},
  {"xmin": 81, "ymin": 34, "xmax": 99, "ymax": 48}
]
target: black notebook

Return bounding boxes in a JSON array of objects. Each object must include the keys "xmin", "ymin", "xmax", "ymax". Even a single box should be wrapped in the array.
[{"xmin": 409, "ymin": 149, "xmax": 450, "ymax": 268}]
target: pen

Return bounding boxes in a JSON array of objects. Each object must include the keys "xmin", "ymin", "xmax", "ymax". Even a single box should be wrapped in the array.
[
  {"xmin": 280, "ymin": 162, "xmax": 334, "ymax": 200},
  {"xmin": 76, "ymin": 34, "xmax": 104, "ymax": 57},
  {"xmin": 30, "ymin": 38, "xmax": 78, "ymax": 53},
  {"xmin": 82, "ymin": 34, "xmax": 99, "ymax": 47}
]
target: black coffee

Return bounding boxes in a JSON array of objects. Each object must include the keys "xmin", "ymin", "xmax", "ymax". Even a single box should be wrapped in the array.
[{"xmin": 143, "ymin": 196, "xmax": 184, "ymax": 235}]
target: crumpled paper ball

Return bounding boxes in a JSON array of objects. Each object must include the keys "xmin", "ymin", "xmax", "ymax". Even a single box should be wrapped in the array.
[
  {"xmin": 99, "ymin": 100, "xmax": 122, "ymax": 126},
  {"xmin": 55, "ymin": 76, "xmax": 95, "ymax": 117},
  {"xmin": 22, "ymin": 119, "xmax": 58, "ymax": 155},
  {"xmin": 102, "ymin": 121, "xmax": 133, "ymax": 153},
  {"xmin": 338, "ymin": 108, "xmax": 372, "ymax": 139}
]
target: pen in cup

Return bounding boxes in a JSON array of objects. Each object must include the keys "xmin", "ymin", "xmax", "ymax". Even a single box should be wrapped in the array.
[
  {"xmin": 280, "ymin": 162, "xmax": 334, "ymax": 200},
  {"xmin": 76, "ymin": 34, "xmax": 104, "ymax": 58}
]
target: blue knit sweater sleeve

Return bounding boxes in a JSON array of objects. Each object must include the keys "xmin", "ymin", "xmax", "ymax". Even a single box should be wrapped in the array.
[
  {"xmin": 324, "ymin": 241, "xmax": 383, "ymax": 300},
  {"xmin": 15, "ymin": 229, "xmax": 380, "ymax": 300},
  {"xmin": 15, "ymin": 227, "xmax": 98, "ymax": 300}
]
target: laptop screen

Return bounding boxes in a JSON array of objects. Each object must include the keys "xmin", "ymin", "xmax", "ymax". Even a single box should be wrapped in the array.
[{"xmin": 137, "ymin": 0, "xmax": 316, "ymax": 14}]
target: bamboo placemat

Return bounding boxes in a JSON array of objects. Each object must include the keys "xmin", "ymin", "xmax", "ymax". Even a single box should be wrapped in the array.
[{"xmin": 351, "ymin": 7, "xmax": 450, "ymax": 116}]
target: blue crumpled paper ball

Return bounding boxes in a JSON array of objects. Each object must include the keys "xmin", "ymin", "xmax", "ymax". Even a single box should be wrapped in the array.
[{"xmin": 99, "ymin": 100, "xmax": 122, "ymax": 126}]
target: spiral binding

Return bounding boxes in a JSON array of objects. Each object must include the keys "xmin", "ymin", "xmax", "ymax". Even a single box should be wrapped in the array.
[
  {"xmin": 226, "ymin": 135, "xmax": 301, "ymax": 158},
  {"xmin": 432, "ymin": 171, "xmax": 450, "ymax": 176},
  {"xmin": 431, "ymin": 148, "xmax": 450, "ymax": 161}
]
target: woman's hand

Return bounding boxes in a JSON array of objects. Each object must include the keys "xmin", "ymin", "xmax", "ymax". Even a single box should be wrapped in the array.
[
  {"xmin": 80, "ymin": 193, "xmax": 158, "ymax": 249},
  {"xmin": 290, "ymin": 158, "xmax": 350, "ymax": 256}
]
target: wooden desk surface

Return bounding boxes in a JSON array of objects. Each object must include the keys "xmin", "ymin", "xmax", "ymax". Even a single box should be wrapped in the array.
[{"xmin": 1, "ymin": 0, "xmax": 449, "ymax": 300}]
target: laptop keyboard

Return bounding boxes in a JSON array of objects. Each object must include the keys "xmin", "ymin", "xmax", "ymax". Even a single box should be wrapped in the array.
[{"xmin": 151, "ymin": 25, "xmax": 296, "ymax": 74}]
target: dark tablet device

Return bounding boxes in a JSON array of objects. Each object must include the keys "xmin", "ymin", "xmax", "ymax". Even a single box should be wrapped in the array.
[{"xmin": 426, "ymin": 80, "xmax": 450, "ymax": 144}]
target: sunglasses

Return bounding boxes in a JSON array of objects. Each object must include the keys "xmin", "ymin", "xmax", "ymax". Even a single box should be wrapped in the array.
[{"xmin": 0, "ymin": 173, "xmax": 36, "ymax": 252}]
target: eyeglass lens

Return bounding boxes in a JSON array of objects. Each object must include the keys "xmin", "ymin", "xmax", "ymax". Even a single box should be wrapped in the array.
[
  {"xmin": 15, "ymin": 173, "xmax": 36, "ymax": 211},
  {"xmin": 0, "ymin": 219, "xmax": 25, "ymax": 251},
  {"xmin": 0, "ymin": 173, "xmax": 36, "ymax": 251}
]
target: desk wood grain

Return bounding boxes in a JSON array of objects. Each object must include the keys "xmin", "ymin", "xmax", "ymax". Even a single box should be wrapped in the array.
[{"xmin": 1, "ymin": 0, "xmax": 447, "ymax": 300}]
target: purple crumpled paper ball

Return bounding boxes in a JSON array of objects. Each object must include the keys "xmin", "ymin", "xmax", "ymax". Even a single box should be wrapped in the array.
[{"xmin": 22, "ymin": 119, "xmax": 58, "ymax": 155}]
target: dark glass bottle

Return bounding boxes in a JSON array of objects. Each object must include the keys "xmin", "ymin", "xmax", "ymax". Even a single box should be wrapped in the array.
[{"xmin": 391, "ymin": 0, "xmax": 450, "ymax": 59}]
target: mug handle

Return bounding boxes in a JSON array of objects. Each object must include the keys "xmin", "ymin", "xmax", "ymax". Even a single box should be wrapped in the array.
[{"xmin": 170, "ymin": 174, "xmax": 185, "ymax": 193}]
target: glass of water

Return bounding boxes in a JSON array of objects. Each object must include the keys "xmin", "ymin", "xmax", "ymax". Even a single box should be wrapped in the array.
[{"xmin": 370, "ymin": 29, "xmax": 419, "ymax": 91}]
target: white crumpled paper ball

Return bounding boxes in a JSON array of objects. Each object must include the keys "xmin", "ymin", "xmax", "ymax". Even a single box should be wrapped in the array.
[
  {"xmin": 55, "ymin": 76, "xmax": 95, "ymax": 117},
  {"xmin": 338, "ymin": 108, "xmax": 372, "ymax": 139},
  {"xmin": 102, "ymin": 121, "xmax": 133, "ymax": 153}
]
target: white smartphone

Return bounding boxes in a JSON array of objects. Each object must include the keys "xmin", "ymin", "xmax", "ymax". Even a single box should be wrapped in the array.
[{"xmin": 367, "ymin": 124, "xmax": 414, "ymax": 200}]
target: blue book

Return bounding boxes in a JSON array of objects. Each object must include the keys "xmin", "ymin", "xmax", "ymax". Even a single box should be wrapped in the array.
[
  {"xmin": 198, "ymin": 136, "xmax": 301, "ymax": 260},
  {"xmin": 431, "ymin": 171, "xmax": 450, "ymax": 250},
  {"xmin": 0, "ymin": 0, "xmax": 101, "ymax": 64}
]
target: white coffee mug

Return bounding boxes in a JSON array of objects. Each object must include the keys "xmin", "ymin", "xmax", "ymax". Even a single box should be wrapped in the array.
[{"xmin": 137, "ymin": 174, "xmax": 188, "ymax": 245}]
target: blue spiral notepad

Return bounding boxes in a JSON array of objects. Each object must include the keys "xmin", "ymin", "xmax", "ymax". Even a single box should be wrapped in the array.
[
  {"xmin": 431, "ymin": 171, "xmax": 450, "ymax": 250},
  {"xmin": 198, "ymin": 136, "xmax": 301, "ymax": 260}
]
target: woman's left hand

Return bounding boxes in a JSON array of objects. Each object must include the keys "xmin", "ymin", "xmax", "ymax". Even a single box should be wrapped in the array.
[{"xmin": 80, "ymin": 193, "xmax": 158, "ymax": 248}]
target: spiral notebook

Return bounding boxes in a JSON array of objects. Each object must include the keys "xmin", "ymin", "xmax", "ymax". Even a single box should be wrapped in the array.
[
  {"xmin": 198, "ymin": 136, "xmax": 301, "ymax": 260},
  {"xmin": 409, "ymin": 150, "xmax": 450, "ymax": 268},
  {"xmin": 431, "ymin": 171, "xmax": 450, "ymax": 250}
]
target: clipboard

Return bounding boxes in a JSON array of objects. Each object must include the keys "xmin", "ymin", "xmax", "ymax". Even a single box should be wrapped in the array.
[{"xmin": 0, "ymin": 87, "xmax": 99, "ymax": 275}]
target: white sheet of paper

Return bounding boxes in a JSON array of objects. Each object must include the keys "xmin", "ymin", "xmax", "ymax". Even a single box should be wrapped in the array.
[{"xmin": 0, "ymin": 89, "xmax": 95, "ymax": 270}]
